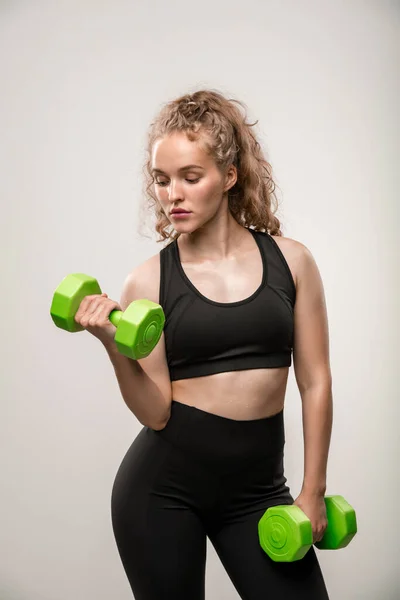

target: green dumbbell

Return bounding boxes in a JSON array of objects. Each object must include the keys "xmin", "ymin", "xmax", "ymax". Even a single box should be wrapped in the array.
[
  {"xmin": 258, "ymin": 495, "xmax": 357, "ymax": 562},
  {"xmin": 50, "ymin": 273, "xmax": 165, "ymax": 360}
]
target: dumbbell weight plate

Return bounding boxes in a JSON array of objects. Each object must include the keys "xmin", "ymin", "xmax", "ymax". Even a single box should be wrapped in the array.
[
  {"xmin": 50, "ymin": 273, "xmax": 102, "ymax": 332},
  {"xmin": 315, "ymin": 495, "xmax": 357, "ymax": 550},
  {"xmin": 258, "ymin": 504, "xmax": 313, "ymax": 562},
  {"xmin": 114, "ymin": 299, "xmax": 165, "ymax": 360}
]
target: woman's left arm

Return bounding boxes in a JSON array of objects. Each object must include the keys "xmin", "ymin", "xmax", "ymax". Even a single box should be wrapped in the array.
[{"xmin": 291, "ymin": 242, "xmax": 333, "ymax": 541}]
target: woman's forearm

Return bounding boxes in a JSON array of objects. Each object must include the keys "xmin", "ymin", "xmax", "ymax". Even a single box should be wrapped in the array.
[
  {"xmin": 104, "ymin": 342, "xmax": 171, "ymax": 430},
  {"xmin": 300, "ymin": 383, "xmax": 333, "ymax": 495}
]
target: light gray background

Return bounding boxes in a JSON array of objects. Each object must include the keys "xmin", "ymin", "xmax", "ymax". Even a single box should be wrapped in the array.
[{"xmin": 1, "ymin": 1, "xmax": 399, "ymax": 599}]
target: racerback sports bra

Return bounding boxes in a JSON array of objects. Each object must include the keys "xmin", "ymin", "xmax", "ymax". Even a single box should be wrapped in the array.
[{"xmin": 159, "ymin": 228, "xmax": 296, "ymax": 381}]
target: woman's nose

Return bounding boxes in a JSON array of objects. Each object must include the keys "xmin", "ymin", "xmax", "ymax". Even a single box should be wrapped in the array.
[{"xmin": 168, "ymin": 180, "xmax": 184, "ymax": 201}]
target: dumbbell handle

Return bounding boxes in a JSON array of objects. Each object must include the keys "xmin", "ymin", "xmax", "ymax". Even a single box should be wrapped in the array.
[{"xmin": 108, "ymin": 310, "xmax": 123, "ymax": 328}]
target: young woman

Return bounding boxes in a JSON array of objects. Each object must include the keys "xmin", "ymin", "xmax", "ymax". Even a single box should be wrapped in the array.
[{"xmin": 75, "ymin": 89, "xmax": 332, "ymax": 598}]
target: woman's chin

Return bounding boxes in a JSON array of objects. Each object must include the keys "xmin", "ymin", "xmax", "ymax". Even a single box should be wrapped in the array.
[{"xmin": 172, "ymin": 219, "xmax": 196, "ymax": 230}]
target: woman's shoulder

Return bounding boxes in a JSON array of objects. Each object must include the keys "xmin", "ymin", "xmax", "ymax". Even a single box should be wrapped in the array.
[
  {"xmin": 269, "ymin": 232, "xmax": 303, "ymax": 250},
  {"xmin": 269, "ymin": 234, "xmax": 305, "ymax": 291},
  {"xmin": 122, "ymin": 252, "xmax": 161, "ymax": 306}
]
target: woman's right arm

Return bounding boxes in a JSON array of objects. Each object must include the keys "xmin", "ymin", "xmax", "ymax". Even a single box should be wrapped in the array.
[{"xmin": 103, "ymin": 255, "xmax": 172, "ymax": 430}]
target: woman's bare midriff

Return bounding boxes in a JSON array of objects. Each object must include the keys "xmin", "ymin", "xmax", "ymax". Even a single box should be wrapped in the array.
[
  {"xmin": 172, "ymin": 367, "xmax": 289, "ymax": 420},
  {"xmin": 167, "ymin": 230, "xmax": 299, "ymax": 421}
]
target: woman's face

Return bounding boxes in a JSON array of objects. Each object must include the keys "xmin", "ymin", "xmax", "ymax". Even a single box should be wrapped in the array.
[{"xmin": 151, "ymin": 131, "xmax": 236, "ymax": 231}]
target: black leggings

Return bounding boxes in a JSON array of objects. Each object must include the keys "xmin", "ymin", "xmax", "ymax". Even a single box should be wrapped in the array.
[{"xmin": 111, "ymin": 400, "xmax": 329, "ymax": 599}]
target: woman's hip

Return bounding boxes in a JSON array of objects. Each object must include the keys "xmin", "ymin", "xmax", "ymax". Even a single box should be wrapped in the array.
[{"xmin": 111, "ymin": 399, "xmax": 292, "ymax": 519}]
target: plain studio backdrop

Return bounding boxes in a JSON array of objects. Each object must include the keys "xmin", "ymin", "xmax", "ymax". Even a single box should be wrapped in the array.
[{"xmin": 1, "ymin": 1, "xmax": 398, "ymax": 599}]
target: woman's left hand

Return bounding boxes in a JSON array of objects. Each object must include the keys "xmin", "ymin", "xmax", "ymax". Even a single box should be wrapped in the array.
[{"xmin": 293, "ymin": 492, "xmax": 328, "ymax": 544}]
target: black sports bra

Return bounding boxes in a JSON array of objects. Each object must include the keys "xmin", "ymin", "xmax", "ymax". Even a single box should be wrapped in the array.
[{"xmin": 159, "ymin": 228, "xmax": 296, "ymax": 381}]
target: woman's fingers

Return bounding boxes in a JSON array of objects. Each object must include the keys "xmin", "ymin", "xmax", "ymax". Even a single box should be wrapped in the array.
[
  {"xmin": 73, "ymin": 293, "xmax": 123, "ymax": 347},
  {"xmin": 88, "ymin": 299, "xmax": 120, "ymax": 327},
  {"xmin": 75, "ymin": 294, "xmax": 114, "ymax": 327}
]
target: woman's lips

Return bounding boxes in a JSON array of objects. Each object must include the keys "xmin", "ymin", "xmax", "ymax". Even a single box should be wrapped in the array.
[{"xmin": 171, "ymin": 211, "xmax": 191, "ymax": 218}]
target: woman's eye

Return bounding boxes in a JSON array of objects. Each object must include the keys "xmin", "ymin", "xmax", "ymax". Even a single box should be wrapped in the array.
[{"xmin": 155, "ymin": 178, "xmax": 200, "ymax": 186}]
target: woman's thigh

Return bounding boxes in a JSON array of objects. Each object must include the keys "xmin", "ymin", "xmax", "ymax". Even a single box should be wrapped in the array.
[
  {"xmin": 111, "ymin": 427, "xmax": 208, "ymax": 600},
  {"xmin": 208, "ymin": 507, "xmax": 329, "ymax": 600}
]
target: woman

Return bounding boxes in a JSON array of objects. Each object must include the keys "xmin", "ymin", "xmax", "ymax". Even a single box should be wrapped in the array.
[{"xmin": 75, "ymin": 89, "xmax": 332, "ymax": 598}]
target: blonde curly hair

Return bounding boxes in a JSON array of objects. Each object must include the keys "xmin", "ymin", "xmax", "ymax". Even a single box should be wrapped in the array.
[{"xmin": 138, "ymin": 88, "xmax": 283, "ymax": 244}]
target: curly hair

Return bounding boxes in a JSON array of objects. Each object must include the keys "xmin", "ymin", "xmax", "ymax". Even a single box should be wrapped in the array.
[{"xmin": 138, "ymin": 88, "xmax": 283, "ymax": 244}]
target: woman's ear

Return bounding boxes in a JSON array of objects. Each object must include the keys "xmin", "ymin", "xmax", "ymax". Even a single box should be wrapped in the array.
[{"xmin": 224, "ymin": 164, "xmax": 237, "ymax": 192}]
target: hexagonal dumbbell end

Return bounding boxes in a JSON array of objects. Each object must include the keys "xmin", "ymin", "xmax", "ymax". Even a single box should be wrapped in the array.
[
  {"xmin": 258, "ymin": 505, "xmax": 313, "ymax": 562},
  {"xmin": 50, "ymin": 273, "xmax": 102, "ymax": 332},
  {"xmin": 114, "ymin": 299, "xmax": 165, "ymax": 360},
  {"xmin": 315, "ymin": 495, "xmax": 357, "ymax": 550}
]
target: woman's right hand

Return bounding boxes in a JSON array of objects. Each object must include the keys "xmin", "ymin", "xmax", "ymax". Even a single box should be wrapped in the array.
[{"xmin": 74, "ymin": 293, "xmax": 123, "ymax": 347}]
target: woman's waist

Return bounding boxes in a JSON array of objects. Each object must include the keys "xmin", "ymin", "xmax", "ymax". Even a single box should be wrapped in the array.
[
  {"xmin": 153, "ymin": 398, "xmax": 287, "ymax": 474},
  {"xmin": 171, "ymin": 367, "xmax": 288, "ymax": 421}
]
